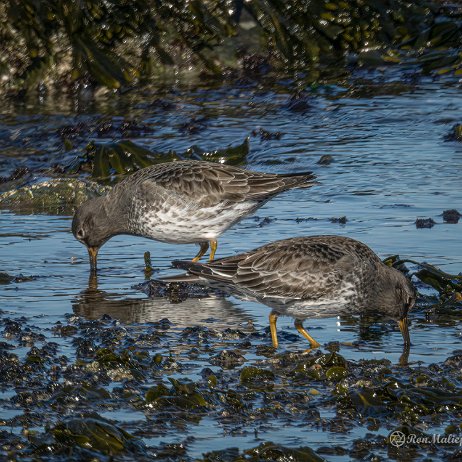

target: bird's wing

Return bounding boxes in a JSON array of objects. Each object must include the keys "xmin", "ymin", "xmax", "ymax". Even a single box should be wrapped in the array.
[
  {"xmin": 128, "ymin": 161, "xmax": 314, "ymax": 208},
  {"xmin": 176, "ymin": 237, "xmax": 366, "ymax": 300}
]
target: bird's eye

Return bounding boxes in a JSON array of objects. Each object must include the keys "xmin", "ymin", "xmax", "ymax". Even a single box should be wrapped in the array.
[{"xmin": 77, "ymin": 229, "xmax": 85, "ymax": 239}]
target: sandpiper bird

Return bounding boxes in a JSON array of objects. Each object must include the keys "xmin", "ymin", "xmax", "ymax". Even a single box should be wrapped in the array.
[
  {"xmin": 72, "ymin": 161, "xmax": 317, "ymax": 270},
  {"xmin": 173, "ymin": 236, "xmax": 416, "ymax": 348}
]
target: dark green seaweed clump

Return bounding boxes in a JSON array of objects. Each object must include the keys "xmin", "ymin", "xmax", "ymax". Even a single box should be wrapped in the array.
[
  {"xmin": 384, "ymin": 255, "xmax": 462, "ymax": 298},
  {"xmin": 0, "ymin": 137, "xmax": 250, "ymax": 212},
  {"xmin": 201, "ymin": 442, "xmax": 325, "ymax": 462},
  {"xmin": 68, "ymin": 137, "xmax": 250, "ymax": 180},
  {"xmin": 52, "ymin": 415, "xmax": 145, "ymax": 456},
  {"xmin": 2, "ymin": 307, "xmax": 462, "ymax": 461},
  {"xmin": 1, "ymin": 0, "xmax": 461, "ymax": 95}
]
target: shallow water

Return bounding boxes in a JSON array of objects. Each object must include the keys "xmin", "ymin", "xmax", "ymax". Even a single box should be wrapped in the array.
[{"xmin": 1, "ymin": 79, "xmax": 462, "ymax": 458}]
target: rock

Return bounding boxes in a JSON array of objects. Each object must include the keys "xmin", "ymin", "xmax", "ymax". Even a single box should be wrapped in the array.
[
  {"xmin": 330, "ymin": 216, "xmax": 347, "ymax": 224},
  {"xmin": 442, "ymin": 209, "xmax": 461, "ymax": 224},
  {"xmin": 317, "ymin": 155, "xmax": 333, "ymax": 165},
  {"xmin": 415, "ymin": 218, "xmax": 436, "ymax": 229},
  {"xmin": 0, "ymin": 179, "xmax": 109, "ymax": 213}
]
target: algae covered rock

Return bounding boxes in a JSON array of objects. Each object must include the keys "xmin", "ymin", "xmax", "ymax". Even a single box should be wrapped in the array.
[{"xmin": 0, "ymin": 178, "xmax": 109, "ymax": 213}]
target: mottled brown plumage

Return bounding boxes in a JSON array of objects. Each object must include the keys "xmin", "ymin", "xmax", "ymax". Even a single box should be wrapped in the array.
[
  {"xmin": 113, "ymin": 160, "xmax": 317, "ymax": 208},
  {"xmin": 72, "ymin": 161, "xmax": 317, "ymax": 269},
  {"xmin": 173, "ymin": 236, "xmax": 416, "ymax": 348}
]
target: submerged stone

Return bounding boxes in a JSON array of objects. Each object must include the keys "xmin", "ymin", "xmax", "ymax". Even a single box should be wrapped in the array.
[
  {"xmin": 139, "ymin": 279, "xmax": 220, "ymax": 301},
  {"xmin": 251, "ymin": 128, "xmax": 283, "ymax": 141},
  {"xmin": 330, "ymin": 216, "xmax": 347, "ymax": 224},
  {"xmin": 317, "ymin": 155, "xmax": 333, "ymax": 165}
]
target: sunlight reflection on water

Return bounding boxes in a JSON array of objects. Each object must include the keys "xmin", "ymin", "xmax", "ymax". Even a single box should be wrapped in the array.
[{"xmin": 0, "ymin": 80, "xmax": 461, "ymax": 459}]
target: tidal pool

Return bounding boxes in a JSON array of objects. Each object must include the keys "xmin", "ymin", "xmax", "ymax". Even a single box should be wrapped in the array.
[{"xmin": 0, "ymin": 78, "xmax": 461, "ymax": 460}]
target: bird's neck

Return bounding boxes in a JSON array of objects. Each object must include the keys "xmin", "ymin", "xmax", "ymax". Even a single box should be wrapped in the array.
[
  {"xmin": 99, "ymin": 191, "xmax": 131, "ymax": 236},
  {"xmin": 369, "ymin": 265, "xmax": 397, "ymax": 309}
]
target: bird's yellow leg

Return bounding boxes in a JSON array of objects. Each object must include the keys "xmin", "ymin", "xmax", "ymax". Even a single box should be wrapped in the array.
[
  {"xmin": 209, "ymin": 239, "xmax": 218, "ymax": 261},
  {"xmin": 398, "ymin": 317, "xmax": 411, "ymax": 346},
  {"xmin": 294, "ymin": 319, "xmax": 320, "ymax": 348},
  {"xmin": 192, "ymin": 242, "xmax": 209, "ymax": 262},
  {"xmin": 269, "ymin": 312, "xmax": 279, "ymax": 348}
]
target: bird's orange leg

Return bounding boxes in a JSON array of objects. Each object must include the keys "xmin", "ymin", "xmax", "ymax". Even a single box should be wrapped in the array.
[
  {"xmin": 209, "ymin": 239, "xmax": 218, "ymax": 261},
  {"xmin": 192, "ymin": 242, "xmax": 209, "ymax": 262},
  {"xmin": 294, "ymin": 319, "xmax": 320, "ymax": 348},
  {"xmin": 269, "ymin": 312, "xmax": 279, "ymax": 348}
]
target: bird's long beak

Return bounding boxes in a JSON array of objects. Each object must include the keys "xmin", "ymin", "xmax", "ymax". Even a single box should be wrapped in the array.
[
  {"xmin": 87, "ymin": 246, "xmax": 99, "ymax": 272},
  {"xmin": 398, "ymin": 317, "xmax": 411, "ymax": 346}
]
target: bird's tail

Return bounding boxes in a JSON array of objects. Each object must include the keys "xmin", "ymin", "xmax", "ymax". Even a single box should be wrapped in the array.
[
  {"xmin": 157, "ymin": 271, "xmax": 202, "ymax": 283},
  {"xmin": 279, "ymin": 171, "xmax": 319, "ymax": 189},
  {"xmin": 172, "ymin": 260, "xmax": 228, "ymax": 283},
  {"xmin": 172, "ymin": 259, "xmax": 211, "ymax": 275}
]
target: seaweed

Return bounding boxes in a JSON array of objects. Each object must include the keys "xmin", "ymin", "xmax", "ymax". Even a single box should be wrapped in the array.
[
  {"xmin": 72, "ymin": 138, "xmax": 250, "ymax": 180},
  {"xmin": 1, "ymin": 0, "xmax": 461, "ymax": 95},
  {"xmin": 52, "ymin": 415, "xmax": 145, "ymax": 456},
  {"xmin": 384, "ymin": 255, "xmax": 462, "ymax": 297},
  {"xmin": 2, "ymin": 309, "xmax": 462, "ymax": 461}
]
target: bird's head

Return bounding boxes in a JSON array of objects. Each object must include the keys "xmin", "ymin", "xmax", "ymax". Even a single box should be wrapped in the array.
[
  {"xmin": 377, "ymin": 266, "xmax": 416, "ymax": 345},
  {"xmin": 72, "ymin": 197, "xmax": 113, "ymax": 271}
]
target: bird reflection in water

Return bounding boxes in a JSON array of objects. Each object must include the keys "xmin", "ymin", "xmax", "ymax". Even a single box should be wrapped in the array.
[
  {"xmin": 172, "ymin": 235, "xmax": 414, "ymax": 366},
  {"xmin": 72, "ymin": 274, "xmax": 254, "ymax": 329},
  {"xmin": 333, "ymin": 314, "xmax": 410, "ymax": 366},
  {"xmin": 73, "ymin": 275, "xmax": 410, "ymax": 365}
]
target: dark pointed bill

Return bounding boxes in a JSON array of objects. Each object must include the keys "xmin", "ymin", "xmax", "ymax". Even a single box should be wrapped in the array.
[
  {"xmin": 87, "ymin": 246, "xmax": 99, "ymax": 272},
  {"xmin": 398, "ymin": 317, "xmax": 411, "ymax": 346}
]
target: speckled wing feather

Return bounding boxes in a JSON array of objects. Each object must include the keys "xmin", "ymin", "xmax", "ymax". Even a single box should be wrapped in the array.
[
  {"xmin": 174, "ymin": 237, "xmax": 379, "ymax": 301},
  {"xmin": 121, "ymin": 161, "xmax": 316, "ymax": 208}
]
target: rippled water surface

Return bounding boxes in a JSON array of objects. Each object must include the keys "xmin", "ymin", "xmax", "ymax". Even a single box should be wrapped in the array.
[{"xmin": 1, "ymin": 80, "xmax": 462, "ymax": 458}]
